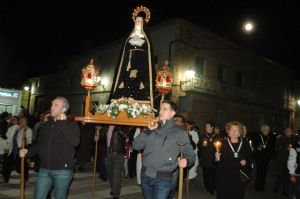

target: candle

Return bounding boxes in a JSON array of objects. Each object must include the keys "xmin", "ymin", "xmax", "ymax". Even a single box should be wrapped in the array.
[
  {"xmin": 214, "ymin": 141, "xmax": 222, "ymax": 152},
  {"xmin": 203, "ymin": 140, "xmax": 208, "ymax": 147},
  {"xmin": 249, "ymin": 140, "xmax": 253, "ymax": 151}
]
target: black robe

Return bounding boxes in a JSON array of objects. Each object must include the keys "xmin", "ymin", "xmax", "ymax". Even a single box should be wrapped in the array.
[
  {"xmin": 108, "ymin": 20, "xmax": 159, "ymax": 109},
  {"xmin": 216, "ymin": 138, "xmax": 253, "ymax": 199}
]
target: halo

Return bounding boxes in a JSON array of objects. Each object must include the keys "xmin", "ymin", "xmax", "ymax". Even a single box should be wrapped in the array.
[{"xmin": 132, "ymin": 6, "xmax": 151, "ymax": 23}]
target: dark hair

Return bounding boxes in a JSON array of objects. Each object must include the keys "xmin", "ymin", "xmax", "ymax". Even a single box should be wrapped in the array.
[
  {"xmin": 205, "ymin": 121, "xmax": 215, "ymax": 128},
  {"xmin": 175, "ymin": 114, "xmax": 185, "ymax": 123},
  {"xmin": 186, "ymin": 121, "xmax": 193, "ymax": 125},
  {"xmin": 162, "ymin": 100, "xmax": 177, "ymax": 112},
  {"xmin": 12, "ymin": 116, "xmax": 20, "ymax": 121}
]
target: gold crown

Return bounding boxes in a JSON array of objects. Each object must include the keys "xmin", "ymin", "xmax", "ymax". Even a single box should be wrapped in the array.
[{"xmin": 132, "ymin": 6, "xmax": 151, "ymax": 23}]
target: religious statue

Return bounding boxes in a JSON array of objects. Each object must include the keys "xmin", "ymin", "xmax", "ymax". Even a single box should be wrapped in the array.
[{"xmin": 109, "ymin": 6, "xmax": 159, "ymax": 109}]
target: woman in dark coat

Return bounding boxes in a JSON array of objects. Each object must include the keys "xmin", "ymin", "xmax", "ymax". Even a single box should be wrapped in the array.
[{"xmin": 215, "ymin": 121, "xmax": 253, "ymax": 199}]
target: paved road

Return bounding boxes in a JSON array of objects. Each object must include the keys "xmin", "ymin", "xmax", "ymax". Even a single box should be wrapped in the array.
[{"xmin": 0, "ymin": 160, "xmax": 294, "ymax": 199}]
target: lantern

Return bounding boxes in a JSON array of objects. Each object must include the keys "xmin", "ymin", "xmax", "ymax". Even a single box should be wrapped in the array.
[
  {"xmin": 81, "ymin": 59, "xmax": 100, "ymax": 92},
  {"xmin": 156, "ymin": 60, "xmax": 173, "ymax": 101}
]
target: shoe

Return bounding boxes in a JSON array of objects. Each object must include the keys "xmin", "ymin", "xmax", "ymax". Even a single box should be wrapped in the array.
[
  {"xmin": 282, "ymin": 192, "xmax": 289, "ymax": 197},
  {"xmin": 98, "ymin": 175, "xmax": 107, "ymax": 181},
  {"xmin": 78, "ymin": 167, "xmax": 84, "ymax": 172},
  {"xmin": 0, "ymin": 179, "xmax": 8, "ymax": 184},
  {"xmin": 190, "ymin": 178, "xmax": 195, "ymax": 184}
]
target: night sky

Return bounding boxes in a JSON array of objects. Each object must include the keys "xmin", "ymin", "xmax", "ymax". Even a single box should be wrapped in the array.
[{"xmin": 0, "ymin": 1, "xmax": 299, "ymax": 88}]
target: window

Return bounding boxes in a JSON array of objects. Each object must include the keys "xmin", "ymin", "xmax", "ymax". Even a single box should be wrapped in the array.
[
  {"xmin": 68, "ymin": 76, "xmax": 73, "ymax": 88},
  {"xmin": 154, "ymin": 55, "xmax": 158, "ymax": 65},
  {"xmin": 195, "ymin": 57, "xmax": 204, "ymax": 75},
  {"xmin": 35, "ymin": 80, "xmax": 40, "ymax": 87},
  {"xmin": 236, "ymin": 71, "xmax": 242, "ymax": 87},
  {"xmin": 218, "ymin": 64, "xmax": 226, "ymax": 82}
]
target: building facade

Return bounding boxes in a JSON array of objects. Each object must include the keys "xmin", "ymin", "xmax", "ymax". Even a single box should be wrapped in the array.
[{"xmin": 27, "ymin": 19, "xmax": 296, "ymax": 133}]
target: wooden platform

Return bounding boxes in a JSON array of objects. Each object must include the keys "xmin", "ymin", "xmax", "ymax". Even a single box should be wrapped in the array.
[
  {"xmin": 75, "ymin": 111, "xmax": 154, "ymax": 126},
  {"xmin": 75, "ymin": 95, "xmax": 155, "ymax": 126}
]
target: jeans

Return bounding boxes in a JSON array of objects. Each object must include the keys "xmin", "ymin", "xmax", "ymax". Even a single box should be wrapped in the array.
[
  {"xmin": 105, "ymin": 153, "xmax": 125, "ymax": 197},
  {"xmin": 35, "ymin": 168, "xmax": 74, "ymax": 199},
  {"xmin": 167, "ymin": 168, "xmax": 178, "ymax": 199},
  {"xmin": 141, "ymin": 175, "xmax": 173, "ymax": 199},
  {"xmin": 296, "ymin": 176, "xmax": 300, "ymax": 199}
]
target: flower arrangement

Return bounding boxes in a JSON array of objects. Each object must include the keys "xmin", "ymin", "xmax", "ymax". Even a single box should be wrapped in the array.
[{"xmin": 96, "ymin": 97, "xmax": 156, "ymax": 119}]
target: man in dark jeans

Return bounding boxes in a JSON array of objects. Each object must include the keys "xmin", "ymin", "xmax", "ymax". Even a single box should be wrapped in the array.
[
  {"xmin": 20, "ymin": 96, "xmax": 80, "ymax": 199},
  {"xmin": 133, "ymin": 101, "xmax": 195, "ymax": 199}
]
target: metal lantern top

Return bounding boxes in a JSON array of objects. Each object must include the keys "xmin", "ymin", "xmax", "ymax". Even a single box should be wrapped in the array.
[
  {"xmin": 156, "ymin": 60, "xmax": 173, "ymax": 94},
  {"xmin": 81, "ymin": 59, "xmax": 100, "ymax": 90}
]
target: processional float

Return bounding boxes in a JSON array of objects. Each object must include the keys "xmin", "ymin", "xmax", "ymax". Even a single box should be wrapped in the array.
[{"xmin": 74, "ymin": 5, "xmax": 181, "ymax": 197}]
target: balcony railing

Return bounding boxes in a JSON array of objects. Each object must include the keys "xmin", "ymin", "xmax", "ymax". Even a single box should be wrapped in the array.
[{"xmin": 181, "ymin": 76, "xmax": 291, "ymax": 110}]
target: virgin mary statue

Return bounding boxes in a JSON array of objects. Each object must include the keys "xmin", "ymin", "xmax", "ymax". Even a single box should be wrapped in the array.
[{"xmin": 108, "ymin": 6, "xmax": 159, "ymax": 109}]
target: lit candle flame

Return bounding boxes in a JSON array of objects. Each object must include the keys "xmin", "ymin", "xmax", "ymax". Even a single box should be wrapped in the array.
[{"xmin": 214, "ymin": 141, "xmax": 222, "ymax": 152}]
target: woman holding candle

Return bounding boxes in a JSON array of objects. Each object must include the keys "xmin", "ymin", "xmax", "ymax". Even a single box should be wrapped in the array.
[{"xmin": 215, "ymin": 121, "xmax": 253, "ymax": 199}]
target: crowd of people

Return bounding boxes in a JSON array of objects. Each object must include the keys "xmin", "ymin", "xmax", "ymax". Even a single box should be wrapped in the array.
[{"xmin": 0, "ymin": 97, "xmax": 300, "ymax": 199}]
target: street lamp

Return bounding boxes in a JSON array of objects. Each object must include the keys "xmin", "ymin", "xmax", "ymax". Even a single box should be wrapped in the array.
[
  {"xmin": 180, "ymin": 69, "xmax": 196, "ymax": 92},
  {"xmin": 185, "ymin": 70, "xmax": 195, "ymax": 80},
  {"xmin": 97, "ymin": 76, "xmax": 108, "ymax": 91},
  {"xmin": 23, "ymin": 85, "xmax": 30, "ymax": 92},
  {"xmin": 23, "ymin": 84, "xmax": 31, "ymax": 112}
]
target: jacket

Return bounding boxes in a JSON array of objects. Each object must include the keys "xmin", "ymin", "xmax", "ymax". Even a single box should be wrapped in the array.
[
  {"xmin": 106, "ymin": 125, "xmax": 126, "ymax": 155},
  {"xmin": 198, "ymin": 132, "xmax": 222, "ymax": 167},
  {"xmin": 133, "ymin": 118, "xmax": 196, "ymax": 179},
  {"xmin": 27, "ymin": 118, "xmax": 80, "ymax": 170}
]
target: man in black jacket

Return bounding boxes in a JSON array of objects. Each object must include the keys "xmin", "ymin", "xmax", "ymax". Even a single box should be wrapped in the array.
[{"xmin": 20, "ymin": 96, "xmax": 80, "ymax": 199}]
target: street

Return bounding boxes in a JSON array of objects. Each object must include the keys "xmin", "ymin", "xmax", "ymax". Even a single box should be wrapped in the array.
[{"xmin": 0, "ymin": 160, "xmax": 293, "ymax": 199}]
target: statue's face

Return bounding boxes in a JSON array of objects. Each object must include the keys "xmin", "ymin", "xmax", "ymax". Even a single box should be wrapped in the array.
[{"xmin": 135, "ymin": 17, "xmax": 143, "ymax": 28}]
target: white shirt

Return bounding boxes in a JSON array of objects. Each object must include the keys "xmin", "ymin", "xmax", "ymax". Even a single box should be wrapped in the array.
[
  {"xmin": 16, "ymin": 127, "xmax": 33, "ymax": 148},
  {"xmin": 189, "ymin": 130, "xmax": 199, "ymax": 152},
  {"xmin": 0, "ymin": 137, "xmax": 8, "ymax": 155},
  {"xmin": 287, "ymin": 147, "xmax": 300, "ymax": 176},
  {"xmin": 5, "ymin": 124, "xmax": 20, "ymax": 155}
]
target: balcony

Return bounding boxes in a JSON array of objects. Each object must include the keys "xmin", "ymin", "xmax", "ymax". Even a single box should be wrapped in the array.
[{"xmin": 181, "ymin": 76, "xmax": 290, "ymax": 110}]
